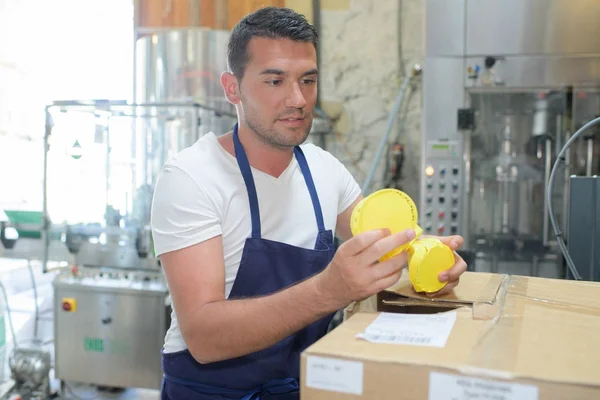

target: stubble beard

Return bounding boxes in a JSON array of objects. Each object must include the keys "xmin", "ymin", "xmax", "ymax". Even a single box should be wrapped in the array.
[{"xmin": 244, "ymin": 111, "xmax": 313, "ymax": 149}]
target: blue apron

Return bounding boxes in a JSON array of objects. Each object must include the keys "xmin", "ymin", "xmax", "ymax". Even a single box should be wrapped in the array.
[{"xmin": 161, "ymin": 124, "xmax": 336, "ymax": 399}]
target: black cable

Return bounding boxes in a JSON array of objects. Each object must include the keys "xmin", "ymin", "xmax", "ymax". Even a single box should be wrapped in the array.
[{"xmin": 547, "ymin": 116, "xmax": 600, "ymax": 281}]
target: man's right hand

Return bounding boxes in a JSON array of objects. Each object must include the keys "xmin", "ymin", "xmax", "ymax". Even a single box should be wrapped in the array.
[{"xmin": 315, "ymin": 229, "xmax": 416, "ymax": 308}]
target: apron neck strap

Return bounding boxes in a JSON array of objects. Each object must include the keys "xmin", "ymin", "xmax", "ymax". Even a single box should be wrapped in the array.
[
  {"xmin": 232, "ymin": 124, "xmax": 327, "ymax": 239},
  {"xmin": 293, "ymin": 146, "xmax": 326, "ymax": 233},
  {"xmin": 233, "ymin": 124, "xmax": 262, "ymax": 238}
]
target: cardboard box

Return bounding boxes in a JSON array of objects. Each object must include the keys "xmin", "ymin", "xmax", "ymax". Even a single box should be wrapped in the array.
[{"xmin": 301, "ymin": 271, "xmax": 600, "ymax": 399}]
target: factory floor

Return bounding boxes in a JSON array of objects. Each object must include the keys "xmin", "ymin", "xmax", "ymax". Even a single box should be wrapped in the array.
[{"xmin": 0, "ymin": 258, "xmax": 160, "ymax": 400}]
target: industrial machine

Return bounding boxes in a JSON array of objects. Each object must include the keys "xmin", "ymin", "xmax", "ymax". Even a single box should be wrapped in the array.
[
  {"xmin": 53, "ymin": 266, "xmax": 169, "ymax": 390},
  {"xmin": 46, "ymin": 27, "xmax": 238, "ymax": 392},
  {"xmin": 567, "ymin": 176, "xmax": 600, "ymax": 282},
  {"xmin": 565, "ymin": 88, "xmax": 600, "ymax": 281},
  {"xmin": 421, "ymin": 0, "xmax": 600, "ymax": 278},
  {"xmin": 45, "ymin": 99, "xmax": 197, "ymax": 391},
  {"xmin": 0, "ymin": 211, "xmax": 71, "ymax": 266},
  {"xmin": 8, "ymin": 346, "xmax": 52, "ymax": 398}
]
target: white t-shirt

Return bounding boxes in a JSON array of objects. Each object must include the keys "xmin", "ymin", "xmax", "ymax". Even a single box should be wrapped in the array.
[{"xmin": 150, "ymin": 132, "xmax": 361, "ymax": 353}]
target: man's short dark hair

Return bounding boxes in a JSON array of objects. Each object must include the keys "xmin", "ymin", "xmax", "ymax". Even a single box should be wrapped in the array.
[{"xmin": 227, "ymin": 6, "xmax": 318, "ymax": 81}]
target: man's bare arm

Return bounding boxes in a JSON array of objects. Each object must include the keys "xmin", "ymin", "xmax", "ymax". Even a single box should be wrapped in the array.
[
  {"xmin": 161, "ymin": 226, "xmax": 411, "ymax": 364},
  {"xmin": 160, "ymin": 236, "xmax": 343, "ymax": 364}
]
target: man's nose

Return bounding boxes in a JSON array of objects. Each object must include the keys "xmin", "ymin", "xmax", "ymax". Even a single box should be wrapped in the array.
[{"xmin": 285, "ymin": 82, "xmax": 307, "ymax": 109}]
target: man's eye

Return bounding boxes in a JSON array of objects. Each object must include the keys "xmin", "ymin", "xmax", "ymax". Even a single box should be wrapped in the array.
[
  {"xmin": 267, "ymin": 80, "xmax": 282, "ymax": 86},
  {"xmin": 302, "ymin": 79, "xmax": 316, "ymax": 85}
]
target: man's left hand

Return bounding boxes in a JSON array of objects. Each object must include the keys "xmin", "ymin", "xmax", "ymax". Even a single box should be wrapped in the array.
[{"xmin": 422, "ymin": 235, "xmax": 468, "ymax": 297}]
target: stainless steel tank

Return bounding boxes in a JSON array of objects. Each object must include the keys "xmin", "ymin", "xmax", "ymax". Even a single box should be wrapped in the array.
[
  {"xmin": 135, "ymin": 28, "xmax": 233, "ymax": 131},
  {"xmin": 133, "ymin": 28, "xmax": 236, "ymax": 225}
]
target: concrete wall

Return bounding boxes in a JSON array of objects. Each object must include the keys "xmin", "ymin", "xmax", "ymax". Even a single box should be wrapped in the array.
[{"xmin": 316, "ymin": 0, "xmax": 425, "ymax": 201}]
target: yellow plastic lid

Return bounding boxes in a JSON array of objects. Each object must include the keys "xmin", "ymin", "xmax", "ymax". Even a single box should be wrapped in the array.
[
  {"xmin": 351, "ymin": 189, "xmax": 423, "ymax": 261},
  {"xmin": 408, "ymin": 237, "xmax": 455, "ymax": 293}
]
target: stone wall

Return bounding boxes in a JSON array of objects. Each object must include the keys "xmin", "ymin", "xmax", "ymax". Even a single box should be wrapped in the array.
[{"xmin": 317, "ymin": 0, "xmax": 424, "ymax": 203}]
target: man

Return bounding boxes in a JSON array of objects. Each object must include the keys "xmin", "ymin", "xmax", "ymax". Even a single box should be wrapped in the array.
[{"xmin": 151, "ymin": 6, "xmax": 467, "ymax": 400}]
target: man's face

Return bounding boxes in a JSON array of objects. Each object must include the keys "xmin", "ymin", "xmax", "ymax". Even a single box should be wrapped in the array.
[{"xmin": 228, "ymin": 37, "xmax": 318, "ymax": 149}]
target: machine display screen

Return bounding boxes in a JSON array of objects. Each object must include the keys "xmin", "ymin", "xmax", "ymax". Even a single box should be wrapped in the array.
[{"xmin": 428, "ymin": 140, "xmax": 459, "ymax": 158}]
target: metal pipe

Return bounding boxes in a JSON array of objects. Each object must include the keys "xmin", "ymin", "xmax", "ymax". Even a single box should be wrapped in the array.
[
  {"xmin": 462, "ymin": 130, "xmax": 472, "ymax": 248},
  {"xmin": 563, "ymin": 130, "xmax": 571, "ymax": 239},
  {"xmin": 543, "ymin": 137, "xmax": 552, "ymax": 246},
  {"xmin": 312, "ymin": 0, "xmax": 325, "ymax": 149},
  {"xmin": 464, "ymin": 132, "xmax": 472, "ymax": 195},
  {"xmin": 47, "ymin": 101, "xmax": 235, "ymax": 117},
  {"xmin": 586, "ymin": 138, "xmax": 593, "ymax": 176},
  {"xmin": 144, "ymin": 117, "xmax": 150, "ymax": 187},
  {"xmin": 500, "ymin": 180, "xmax": 509, "ymax": 234},
  {"xmin": 132, "ymin": 8, "xmax": 138, "ymax": 218},
  {"xmin": 105, "ymin": 118, "xmax": 111, "ymax": 215},
  {"xmin": 361, "ymin": 64, "xmax": 421, "ymax": 194},
  {"xmin": 312, "ymin": 0, "xmax": 321, "ymax": 110},
  {"xmin": 499, "ymin": 116, "xmax": 512, "ymax": 234},
  {"xmin": 42, "ymin": 108, "xmax": 51, "ymax": 274}
]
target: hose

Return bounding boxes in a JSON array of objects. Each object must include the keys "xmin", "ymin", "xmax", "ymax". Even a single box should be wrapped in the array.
[{"xmin": 361, "ymin": 64, "xmax": 422, "ymax": 194}]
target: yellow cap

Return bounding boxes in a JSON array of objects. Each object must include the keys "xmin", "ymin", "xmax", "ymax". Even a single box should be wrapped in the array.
[
  {"xmin": 408, "ymin": 237, "xmax": 455, "ymax": 293},
  {"xmin": 351, "ymin": 189, "xmax": 422, "ymax": 261}
]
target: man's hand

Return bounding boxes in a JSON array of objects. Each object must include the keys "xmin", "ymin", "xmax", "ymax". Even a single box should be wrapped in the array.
[
  {"xmin": 422, "ymin": 234, "xmax": 468, "ymax": 297},
  {"xmin": 316, "ymin": 228, "xmax": 416, "ymax": 307}
]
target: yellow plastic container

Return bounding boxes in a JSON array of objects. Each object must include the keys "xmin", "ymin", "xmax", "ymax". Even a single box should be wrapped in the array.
[
  {"xmin": 350, "ymin": 189, "xmax": 422, "ymax": 261},
  {"xmin": 407, "ymin": 237, "xmax": 455, "ymax": 293},
  {"xmin": 350, "ymin": 189, "xmax": 454, "ymax": 293}
]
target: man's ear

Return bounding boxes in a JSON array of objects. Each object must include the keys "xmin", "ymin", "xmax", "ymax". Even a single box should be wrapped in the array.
[{"xmin": 221, "ymin": 72, "xmax": 240, "ymax": 105}]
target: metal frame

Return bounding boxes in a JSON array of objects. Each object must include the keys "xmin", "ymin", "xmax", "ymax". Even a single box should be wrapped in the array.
[
  {"xmin": 46, "ymin": 99, "xmax": 226, "ymax": 391},
  {"xmin": 41, "ymin": 99, "xmax": 234, "ymax": 273}
]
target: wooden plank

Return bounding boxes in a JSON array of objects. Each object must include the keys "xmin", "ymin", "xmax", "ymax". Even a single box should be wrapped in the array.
[
  {"xmin": 228, "ymin": 0, "xmax": 285, "ymax": 30},
  {"xmin": 200, "ymin": 0, "xmax": 216, "ymax": 27},
  {"xmin": 214, "ymin": 0, "xmax": 229, "ymax": 29},
  {"xmin": 228, "ymin": 0, "xmax": 250, "ymax": 30},
  {"xmin": 171, "ymin": 0, "xmax": 192, "ymax": 27},
  {"xmin": 285, "ymin": 0, "xmax": 313, "ymax": 23},
  {"xmin": 136, "ymin": 0, "xmax": 203, "ymax": 29},
  {"xmin": 137, "ymin": 0, "xmax": 286, "ymax": 31}
]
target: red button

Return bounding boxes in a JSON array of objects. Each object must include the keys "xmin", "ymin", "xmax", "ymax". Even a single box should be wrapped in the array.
[
  {"xmin": 62, "ymin": 302, "xmax": 72, "ymax": 311},
  {"xmin": 439, "ymin": 212, "xmax": 445, "ymax": 219},
  {"xmin": 437, "ymin": 226, "xmax": 445, "ymax": 234}
]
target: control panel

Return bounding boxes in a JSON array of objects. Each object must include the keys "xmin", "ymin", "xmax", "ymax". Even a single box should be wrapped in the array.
[
  {"xmin": 421, "ymin": 140, "xmax": 462, "ymax": 236},
  {"xmin": 56, "ymin": 265, "xmax": 167, "ymax": 293}
]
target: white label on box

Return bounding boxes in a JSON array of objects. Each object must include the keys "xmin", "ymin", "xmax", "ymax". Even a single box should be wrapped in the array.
[
  {"xmin": 305, "ymin": 355, "xmax": 363, "ymax": 395},
  {"xmin": 428, "ymin": 372, "xmax": 539, "ymax": 400},
  {"xmin": 356, "ymin": 311, "xmax": 457, "ymax": 347}
]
